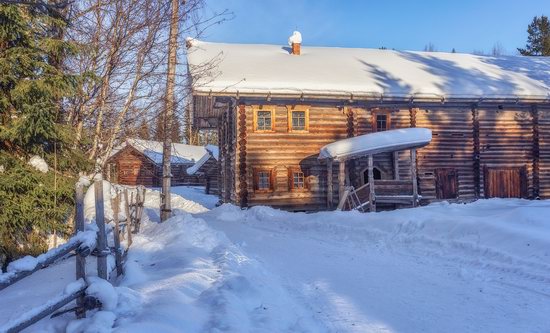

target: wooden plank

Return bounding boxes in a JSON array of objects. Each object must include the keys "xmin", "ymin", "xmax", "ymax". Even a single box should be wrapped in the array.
[
  {"xmin": 124, "ymin": 189, "xmax": 132, "ymax": 247},
  {"xmin": 94, "ymin": 180, "xmax": 108, "ymax": 280},
  {"xmin": 111, "ymin": 193, "xmax": 123, "ymax": 277},
  {"xmin": 338, "ymin": 160, "xmax": 346, "ymax": 202},
  {"xmin": 368, "ymin": 155, "xmax": 376, "ymax": 212},
  {"xmin": 411, "ymin": 149, "xmax": 418, "ymax": 206},
  {"xmin": 75, "ymin": 184, "xmax": 86, "ymax": 319},
  {"xmin": 1, "ymin": 280, "xmax": 87, "ymax": 333},
  {"xmin": 0, "ymin": 241, "xmax": 81, "ymax": 291}
]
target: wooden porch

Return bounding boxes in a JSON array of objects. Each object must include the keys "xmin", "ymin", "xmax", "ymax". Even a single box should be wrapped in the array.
[{"xmin": 320, "ymin": 128, "xmax": 432, "ymax": 212}]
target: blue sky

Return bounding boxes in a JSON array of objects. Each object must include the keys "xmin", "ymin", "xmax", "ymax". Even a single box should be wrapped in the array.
[{"xmin": 201, "ymin": 0, "xmax": 548, "ymax": 54}]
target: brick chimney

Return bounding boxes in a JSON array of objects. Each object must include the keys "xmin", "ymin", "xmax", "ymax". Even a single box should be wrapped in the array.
[{"xmin": 288, "ymin": 31, "xmax": 302, "ymax": 55}]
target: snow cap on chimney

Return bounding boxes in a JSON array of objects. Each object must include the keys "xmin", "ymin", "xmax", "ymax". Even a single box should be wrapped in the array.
[{"xmin": 288, "ymin": 31, "xmax": 302, "ymax": 55}]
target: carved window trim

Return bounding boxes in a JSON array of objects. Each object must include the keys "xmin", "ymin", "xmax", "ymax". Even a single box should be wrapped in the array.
[
  {"xmin": 287, "ymin": 166, "xmax": 310, "ymax": 191},
  {"xmin": 287, "ymin": 106, "xmax": 310, "ymax": 132},
  {"xmin": 253, "ymin": 107, "xmax": 275, "ymax": 132},
  {"xmin": 253, "ymin": 167, "xmax": 275, "ymax": 192},
  {"xmin": 371, "ymin": 110, "xmax": 392, "ymax": 132}
]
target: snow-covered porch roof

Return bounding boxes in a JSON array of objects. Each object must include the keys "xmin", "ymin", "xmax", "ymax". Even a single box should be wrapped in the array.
[{"xmin": 319, "ymin": 128, "xmax": 432, "ymax": 161}]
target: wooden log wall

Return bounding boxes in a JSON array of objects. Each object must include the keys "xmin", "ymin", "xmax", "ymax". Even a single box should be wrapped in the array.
[
  {"xmin": 237, "ymin": 103, "xmax": 248, "ymax": 207},
  {"xmin": 478, "ymin": 108, "xmax": 534, "ymax": 198},
  {"xmin": 415, "ymin": 108, "xmax": 475, "ymax": 201},
  {"xmin": 108, "ymin": 146, "xmax": 158, "ymax": 186},
  {"xmin": 538, "ymin": 107, "xmax": 550, "ymax": 198},
  {"xmin": 241, "ymin": 104, "xmax": 349, "ymax": 210},
  {"xmin": 218, "ymin": 98, "xmax": 550, "ymax": 211}
]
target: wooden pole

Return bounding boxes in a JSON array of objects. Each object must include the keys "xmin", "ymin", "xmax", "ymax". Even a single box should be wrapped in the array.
[
  {"xmin": 75, "ymin": 184, "xmax": 86, "ymax": 318},
  {"xmin": 111, "ymin": 194, "xmax": 123, "ymax": 277},
  {"xmin": 124, "ymin": 190, "xmax": 132, "ymax": 247},
  {"xmin": 338, "ymin": 160, "xmax": 346, "ymax": 203},
  {"xmin": 368, "ymin": 154, "xmax": 376, "ymax": 212},
  {"xmin": 327, "ymin": 159, "xmax": 333, "ymax": 209},
  {"xmin": 393, "ymin": 151, "xmax": 400, "ymax": 180},
  {"xmin": 411, "ymin": 149, "xmax": 419, "ymax": 207},
  {"xmin": 160, "ymin": 0, "xmax": 180, "ymax": 222},
  {"xmin": 94, "ymin": 180, "xmax": 108, "ymax": 280}
]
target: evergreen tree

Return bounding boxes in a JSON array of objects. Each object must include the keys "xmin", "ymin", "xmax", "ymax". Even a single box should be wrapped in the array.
[
  {"xmin": 0, "ymin": 4, "xmax": 77, "ymax": 153},
  {"xmin": 518, "ymin": 15, "xmax": 550, "ymax": 56},
  {"xmin": 0, "ymin": 4, "xmax": 84, "ymax": 269}
]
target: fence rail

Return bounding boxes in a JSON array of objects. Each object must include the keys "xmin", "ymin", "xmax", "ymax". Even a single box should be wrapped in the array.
[{"xmin": 0, "ymin": 178, "xmax": 146, "ymax": 332}]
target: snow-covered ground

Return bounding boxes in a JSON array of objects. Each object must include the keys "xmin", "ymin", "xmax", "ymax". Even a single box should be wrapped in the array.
[{"xmin": 1, "ymin": 186, "xmax": 549, "ymax": 332}]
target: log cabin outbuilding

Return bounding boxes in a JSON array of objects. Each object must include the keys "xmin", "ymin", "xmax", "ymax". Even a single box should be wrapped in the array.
[
  {"xmin": 106, "ymin": 138, "xmax": 219, "ymax": 190},
  {"xmin": 186, "ymin": 33, "xmax": 550, "ymax": 211}
]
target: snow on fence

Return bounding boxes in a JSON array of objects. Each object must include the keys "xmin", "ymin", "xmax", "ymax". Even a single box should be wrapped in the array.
[{"xmin": 0, "ymin": 179, "xmax": 146, "ymax": 333}]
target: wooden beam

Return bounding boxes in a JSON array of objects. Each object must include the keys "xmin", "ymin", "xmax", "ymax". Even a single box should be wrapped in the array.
[
  {"xmin": 327, "ymin": 159, "xmax": 333, "ymax": 209},
  {"xmin": 75, "ymin": 184, "xmax": 86, "ymax": 319},
  {"xmin": 94, "ymin": 180, "xmax": 108, "ymax": 280},
  {"xmin": 123, "ymin": 189, "xmax": 132, "ymax": 248},
  {"xmin": 393, "ymin": 151, "xmax": 400, "ymax": 180},
  {"xmin": 237, "ymin": 103, "xmax": 248, "ymax": 207},
  {"xmin": 472, "ymin": 105, "xmax": 481, "ymax": 198},
  {"xmin": 368, "ymin": 155, "xmax": 376, "ymax": 212},
  {"xmin": 531, "ymin": 104, "xmax": 540, "ymax": 198},
  {"xmin": 410, "ymin": 149, "xmax": 419, "ymax": 207},
  {"xmin": 111, "ymin": 194, "xmax": 123, "ymax": 277},
  {"xmin": 338, "ymin": 160, "xmax": 346, "ymax": 202},
  {"xmin": 1, "ymin": 281, "xmax": 87, "ymax": 333}
]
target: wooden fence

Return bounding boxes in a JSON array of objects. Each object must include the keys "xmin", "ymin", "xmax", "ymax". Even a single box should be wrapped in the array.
[{"xmin": 0, "ymin": 180, "xmax": 146, "ymax": 333}]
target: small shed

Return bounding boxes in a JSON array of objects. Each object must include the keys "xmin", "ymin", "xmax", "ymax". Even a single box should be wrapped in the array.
[
  {"xmin": 319, "ymin": 128, "xmax": 432, "ymax": 212},
  {"xmin": 106, "ymin": 139, "xmax": 213, "ymax": 187},
  {"xmin": 186, "ymin": 145, "xmax": 220, "ymax": 194}
]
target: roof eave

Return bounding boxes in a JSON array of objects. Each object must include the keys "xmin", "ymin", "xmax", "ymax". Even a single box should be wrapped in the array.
[{"xmin": 192, "ymin": 88, "xmax": 550, "ymax": 105}]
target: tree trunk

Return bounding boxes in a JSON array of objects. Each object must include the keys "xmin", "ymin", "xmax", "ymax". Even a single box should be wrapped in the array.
[{"xmin": 160, "ymin": 0, "xmax": 180, "ymax": 222}]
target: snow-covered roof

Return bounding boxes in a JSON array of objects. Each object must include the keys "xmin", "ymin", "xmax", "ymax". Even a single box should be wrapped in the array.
[
  {"xmin": 186, "ymin": 144, "xmax": 219, "ymax": 175},
  {"xmin": 113, "ymin": 139, "xmax": 209, "ymax": 165},
  {"xmin": 319, "ymin": 128, "xmax": 432, "ymax": 161},
  {"xmin": 187, "ymin": 39, "xmax": 550, "ymax": 101}
]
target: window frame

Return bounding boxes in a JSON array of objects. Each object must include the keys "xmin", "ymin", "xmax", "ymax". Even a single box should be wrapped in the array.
[
  {"xmin": 253, "ymin": 167, "xmax": 275, "ymax": 192},
  {"xmin": 371, "ymin": 110, "xmax": 392, "ymax": 132},
  {"xmin": 253, "ymin": 108, "xmax": 275, "ymax": 132},
  {"xmin": 287, "ymin": 106, "xmax": 310, "ymax": 133},
  {"xmin": 288, "ymin": 166, "xmax": 310, "ymax": 191}
]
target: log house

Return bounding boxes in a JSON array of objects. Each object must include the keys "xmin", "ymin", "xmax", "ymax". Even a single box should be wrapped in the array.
[{"xmin": 186, "ymin": 36, "xmax": 550, "ymax": 211}]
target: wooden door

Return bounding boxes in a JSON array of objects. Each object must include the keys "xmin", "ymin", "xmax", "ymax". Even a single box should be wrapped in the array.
[
  {"xmin": 484, "ymin": 167, "xmax": 527, "ymax": 198},
  {"xmin": 435, "ymin": 168, "xmax": 458, "ymax": 199}
]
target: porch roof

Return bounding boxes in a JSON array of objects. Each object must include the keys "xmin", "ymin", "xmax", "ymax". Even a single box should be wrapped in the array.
[{"xmin": 319, "ymin": 128, "xmax": 432, "ymax": 161}]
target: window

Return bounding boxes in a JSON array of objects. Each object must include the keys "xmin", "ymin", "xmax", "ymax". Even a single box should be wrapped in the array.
[
  {"xmin": 372, "ymin": 110, "xmax": 391, "ymax": 132},
  {"xmin": 291, "ymin": 111, "xmax": 306, "ymax": 131},
  {"xmin": 258, "ymin": 171, "xmax": 270, "ymax": 190},
  {"xmin": 253, "ymin": 168, "xmax": 274, "ymax": 192},
  {"xmin": 254, "ymin": 109, "xmax": 274, "ymax": 132},
  {"xmin": 288, "ymin": 167, "xmax": 309, "ymax": 191},
  {"xmin": 288, "ymin": 107, "xmax": 309, "ymax": 132},
  {"xmin": 376, "ymin": 114, "xmax": 388, "ymax": 131},
  {"xmin": 293, "ymin": 171, "xmax": 305, "ymax": 189}
]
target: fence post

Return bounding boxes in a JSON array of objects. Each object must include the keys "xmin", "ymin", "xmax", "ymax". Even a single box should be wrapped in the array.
[
  {"xmin": 111, "ymin": 193, "xmax": 123, "ymax": 277},
  {"xmin": 75, "ymin": 184, "xmax": 86, "ymax": 319},
  {"xmin": 94, "ymin": 180, "xmax": 108, "ymax": 280},
  {"xmin": 124, "ymin": 189, "xmax": 132, "ymax": 247}
]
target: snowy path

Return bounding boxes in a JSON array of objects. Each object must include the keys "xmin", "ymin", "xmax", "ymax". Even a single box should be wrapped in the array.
[
  {"xmin": 2, "ymin": 186, "xmax": 550, "ymax": 332},
  {"xmin": 201, "ymin": 201, "xmax": 550, "ymax": 332}
]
